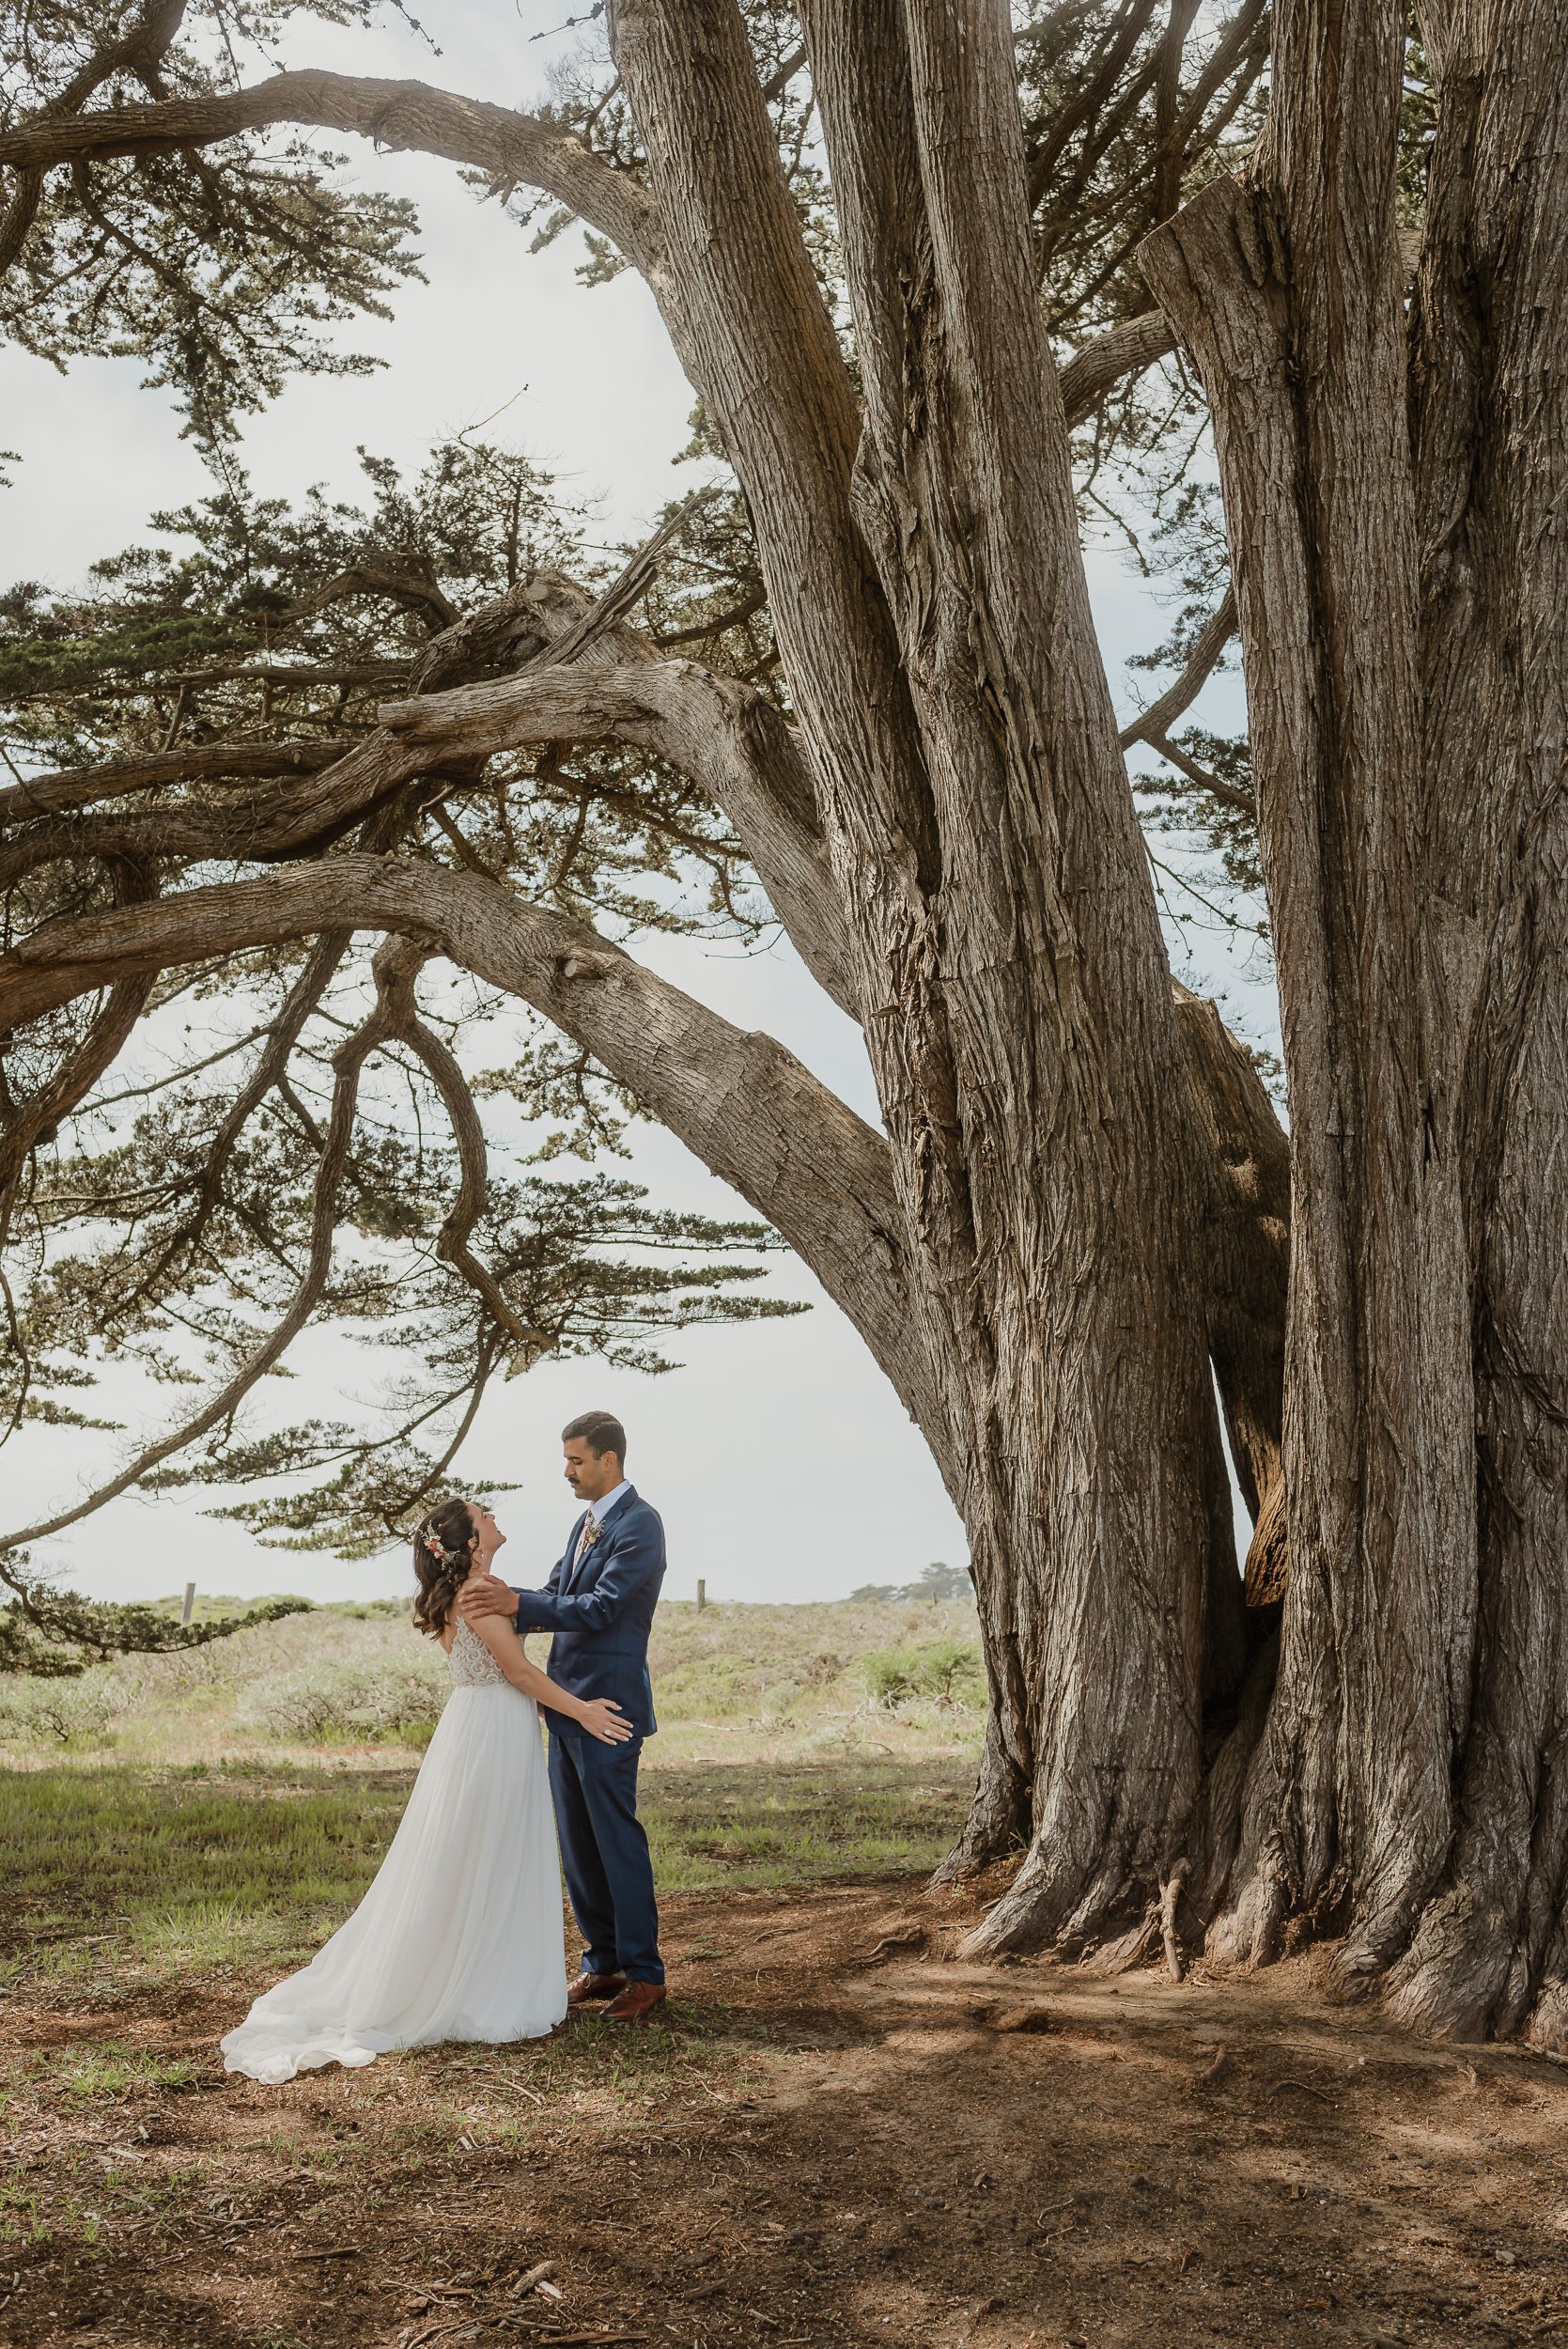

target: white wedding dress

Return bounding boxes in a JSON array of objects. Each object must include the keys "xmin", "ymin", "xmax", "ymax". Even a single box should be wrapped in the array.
[{"xmin": 222, "ymin": 1619, "xmax": 568, "ymax": 2082}]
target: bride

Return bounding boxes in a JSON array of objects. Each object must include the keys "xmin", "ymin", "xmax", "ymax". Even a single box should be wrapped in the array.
[{"xmin": 221, "ymin": 1495, "xmax": 630, "ymax": 2084}]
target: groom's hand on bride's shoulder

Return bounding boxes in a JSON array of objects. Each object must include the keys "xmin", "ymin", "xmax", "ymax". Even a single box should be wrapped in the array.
[{"xmin": 458, "ymin": 1572, "xmax": 516, "ymax": 1620}]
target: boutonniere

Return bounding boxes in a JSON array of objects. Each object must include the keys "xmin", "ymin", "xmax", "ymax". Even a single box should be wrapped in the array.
[{"xmin": 581, "ymin": 1517, "xmax": 604, "ymax": 1552}]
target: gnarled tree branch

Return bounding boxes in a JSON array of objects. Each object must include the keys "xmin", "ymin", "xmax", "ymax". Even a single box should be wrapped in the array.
[
  {"xmin": 1059, "ymin": 306, "xmax": 1177, "ymax": 427},
  {"xmin": 0, "ymin": 739, "xmax": 359, "ymax": 825},
  {"xmin": 0, "ymin": 68, "xmax": 665, "ymax": 283},
  {"xmin": 0, "ymin": 853, "xmax": 945, "ymax": 1480},
  {"xmin": 379, "ymin": 655, "xmax": 854, "ymax": 1015},
  {"xmin": 396, "ymin": 1012, "xmax": 552, "ymax": 1361}
]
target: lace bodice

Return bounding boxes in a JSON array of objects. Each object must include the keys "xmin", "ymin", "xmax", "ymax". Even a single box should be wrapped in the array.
[{"xmin": 446, "ymin": 1617, "xmax": 509, "ymax": 1688}]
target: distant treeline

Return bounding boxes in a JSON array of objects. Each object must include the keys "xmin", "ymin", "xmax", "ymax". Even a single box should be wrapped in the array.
[{"xmin": 849, "ymin": 1563, "xmax": 972, "ymax": 1605}]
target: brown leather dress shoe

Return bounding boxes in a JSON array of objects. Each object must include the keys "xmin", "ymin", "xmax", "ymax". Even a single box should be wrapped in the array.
[
  {"xmin": 603, "ymin": 1979, "xmax": 668, "ymax": 2023},
  {"xmin": 567, "ymin": 1971, "xmax": 627, "ymax": 2008}
]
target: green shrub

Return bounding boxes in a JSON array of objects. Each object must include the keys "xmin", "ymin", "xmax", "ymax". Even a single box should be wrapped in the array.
[
  {"xmin": 0, "ymin": 1670, "xmax": 132, "ymax": 1747},
  {"xmin": 862, "ymin": 1640, "xmax": 982, "ymax": 1710},
  {"xmin": 238, "ymin": 1650, "xmax": 446, "ymax": 1745},
  {"xmin": 345, "ymin": 1650, "xmax": 447, "ymax": 1743},
  {"xmin": 238, "ymin": 1663, "xmax": 349, "ymax": 1743}
]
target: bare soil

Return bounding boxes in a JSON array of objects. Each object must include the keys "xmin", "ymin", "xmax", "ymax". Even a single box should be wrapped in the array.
[{"xmin": 3, "ymin": 1876, "xmax": 1566, "ymax": 2348}]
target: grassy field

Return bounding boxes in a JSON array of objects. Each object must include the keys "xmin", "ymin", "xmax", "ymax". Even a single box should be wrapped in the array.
[{"xmin": 0, "ymin": 1595, "xmax": 984, "ymax": 1993}]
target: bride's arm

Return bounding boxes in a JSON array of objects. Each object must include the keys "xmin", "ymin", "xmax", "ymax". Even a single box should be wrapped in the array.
[{"xmin": 462, "ymin": 1610, "xmax": 632, "ymax": 1743}]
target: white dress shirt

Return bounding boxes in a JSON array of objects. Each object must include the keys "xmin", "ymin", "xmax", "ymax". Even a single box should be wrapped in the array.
[{"xmin": 586, "ymin": 1479, "xmax": 631, "ymax": 1524}]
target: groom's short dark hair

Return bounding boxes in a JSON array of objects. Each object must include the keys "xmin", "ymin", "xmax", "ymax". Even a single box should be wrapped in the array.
[{"xmin": 563, "ymin": 1409, "xmax": 626, "ymax": 1464}]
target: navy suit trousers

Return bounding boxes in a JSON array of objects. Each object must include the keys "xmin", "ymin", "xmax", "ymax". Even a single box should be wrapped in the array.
[{"xmin": 548, "ymin": 1729, "xmax": 663, "ymax": 1984}]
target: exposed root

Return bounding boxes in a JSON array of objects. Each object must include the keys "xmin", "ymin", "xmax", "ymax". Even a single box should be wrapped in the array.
[
  {"xmin": 1525, "ymin": 1972, "xmax": 1568, "ymax": 2054},
  {"xmin": 1160, "ymin": 1862, "xmax": 1189, "ymax": 1981},
  {"xmin": 1203, "ymin": 1852, "xmax": 1289, "ymax": 1970},
  {"xmin": 958, "ymin": 1819, "xmax": 1152, "ymax": 1961}
]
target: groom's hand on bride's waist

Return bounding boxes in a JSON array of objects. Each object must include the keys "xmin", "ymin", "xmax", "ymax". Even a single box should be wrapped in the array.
[{"xmin": 458, "ymin": 1572, "xmax": 517, "ymax": 1621}]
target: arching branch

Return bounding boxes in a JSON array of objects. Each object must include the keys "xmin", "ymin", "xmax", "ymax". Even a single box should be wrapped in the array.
[
  {"xmin": 0, "ymin": 69, "xmax": 666, "ymax": 285},
  {"xmin": 0, "ymin": 855, "xmax": 943, "ymax": 1477},
  {"xmin": 1118, "ymin": 587, "xmax": 1238, "ymax": 751},
  {"xmin": 4, "ymin": 614, "xmax": 856, "ymax": 1015},
  {"xmin": 0, "ymin": 0, "xmax": 191, "ymax": 273},
  {"xmin": 378, "ymin": 655, "xmax": 855, "ymax": 1014},
  {"xmin": 0, "ymin": 739, "xmax": 358, "ymax": 825},
  {"xmin": 0, "ymin": 857, "xmax": 160, "ymax": 1266}
]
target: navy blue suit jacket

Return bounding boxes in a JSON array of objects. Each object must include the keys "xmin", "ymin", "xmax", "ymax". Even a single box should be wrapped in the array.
[{"xmin": 513, "ymin": 1486, "xmax": 664, "ymax": 1740}]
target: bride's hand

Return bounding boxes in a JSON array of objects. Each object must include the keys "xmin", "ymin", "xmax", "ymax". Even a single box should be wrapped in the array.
[{"xmin": 579, "ymin": 1698, "xmax": 634, "ymax": 1745}]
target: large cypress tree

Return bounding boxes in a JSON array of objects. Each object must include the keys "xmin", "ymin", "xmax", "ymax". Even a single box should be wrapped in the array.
[{"xmin": 3, "ymin": 1, "xmax": 1561, "ymax": 2045}]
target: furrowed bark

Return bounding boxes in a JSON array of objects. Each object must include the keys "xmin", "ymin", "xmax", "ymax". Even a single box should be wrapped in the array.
[
  {"xmin": 1140, "ymin": 0, "xmax": 1491, "ymax": 1987},
  {"xmin": 1378, "ymin": 0, "xmax": 1568, "ymax": 2047},
  {"xmin": 929, "ymin": 1710, "xmax": 1031, "ymax": 1886}
]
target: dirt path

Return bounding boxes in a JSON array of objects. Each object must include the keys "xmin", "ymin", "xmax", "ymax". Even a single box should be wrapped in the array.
[{"xmin": 2, "ymin": 1879, "xmax": 1566, "ymax": 2347}]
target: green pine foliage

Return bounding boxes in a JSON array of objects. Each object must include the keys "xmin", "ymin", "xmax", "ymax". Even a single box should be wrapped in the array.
[
  {"xmin": 1, "ymin": 1, "xmax": 424, "ymax": 445},
  {"xmin": 0, "ymin": 433, "xmax": 802, "ymax": 1579},
  {"xmin": 0, "ymin": 1553, "xmax": 307, "ymax": 1676}
]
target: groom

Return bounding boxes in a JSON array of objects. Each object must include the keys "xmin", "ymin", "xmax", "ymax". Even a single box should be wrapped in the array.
[{"xmin": 460, "ymin": 1409, "xmax": 667, "ymax": 2021}]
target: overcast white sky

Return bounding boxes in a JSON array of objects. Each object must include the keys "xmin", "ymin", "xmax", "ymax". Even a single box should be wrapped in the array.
[{"xmin": 0, "ymin": 1, "xmax": 1275, "ymax": 1609}]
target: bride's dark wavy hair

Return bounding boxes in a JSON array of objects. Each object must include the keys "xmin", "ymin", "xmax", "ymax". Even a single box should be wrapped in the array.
[{"xmin": 411, "ymin": 1497, "xmax": 476, "ymax": 1638}]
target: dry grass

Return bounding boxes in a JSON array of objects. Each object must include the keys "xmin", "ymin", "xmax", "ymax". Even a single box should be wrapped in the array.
[{"xmin": 0, "ymin": 1594, "xmax": 986, "ymax": 1775}]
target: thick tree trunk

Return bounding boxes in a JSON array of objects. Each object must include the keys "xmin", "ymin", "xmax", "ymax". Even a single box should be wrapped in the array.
[
  {"xmin": 1381, "ymin": 0, "xmax": 1568, "ymax": 2045},
  {"xmin": 610, "ymin": 0, "xmax": 1228, "ymax": 1949},
  {"xmin": 0, "ymin": 2, "xmax": 1298, "ymax": 1968},
  {"xmin": 1141, "ymin": 0, "xmax": 1568, "ymax": 2037}
]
